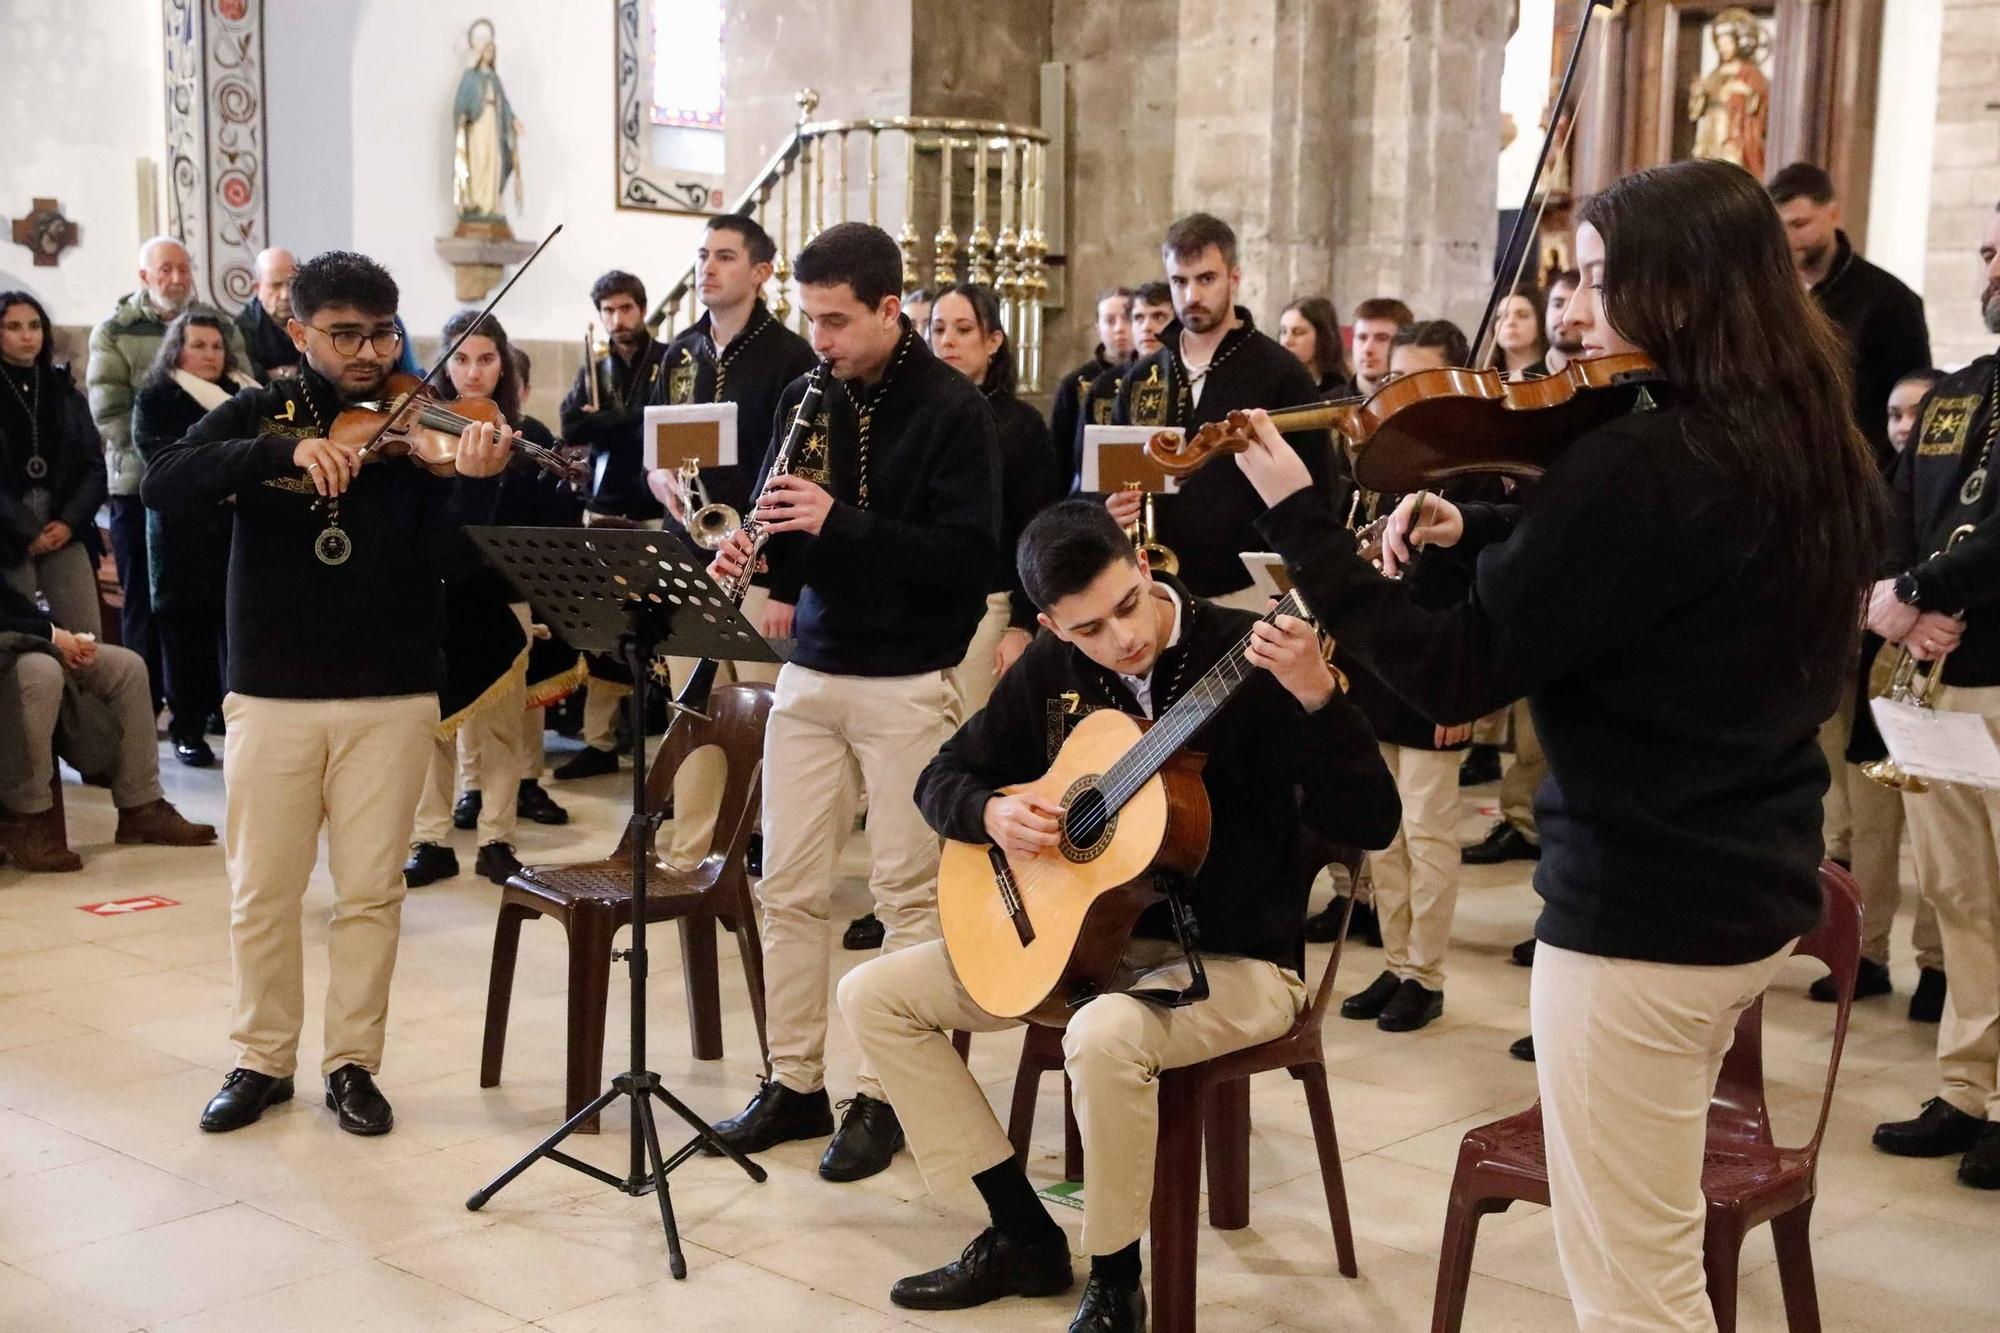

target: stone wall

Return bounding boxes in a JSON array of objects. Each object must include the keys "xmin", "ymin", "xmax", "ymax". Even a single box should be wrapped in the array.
[{"xmin": 1923, "ymin": 0, "xmax": 2000, "ymax": 369}]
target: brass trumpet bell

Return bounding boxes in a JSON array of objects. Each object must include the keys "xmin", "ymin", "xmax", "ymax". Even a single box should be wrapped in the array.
[
  {"xmin": 1862, "ymin": 523, "xmax": 1977, "ymax": 794},
  {"xmin": 1126, "ymin": 488, "xmax": 1178, "ymax": 576}
]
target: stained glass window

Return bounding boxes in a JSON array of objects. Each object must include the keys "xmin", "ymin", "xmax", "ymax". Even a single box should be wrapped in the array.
[{"xmin": 651, "ymin": 0, "xmax": 725, "ymax": 129}]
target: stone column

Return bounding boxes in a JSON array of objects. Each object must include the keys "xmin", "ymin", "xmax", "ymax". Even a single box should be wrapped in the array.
[{"xmin": 1923, "ymin": 0, "xmax": 2000, "ymax": 369}]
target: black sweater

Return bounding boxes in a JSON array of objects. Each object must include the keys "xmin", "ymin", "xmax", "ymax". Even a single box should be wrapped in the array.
[
  {"xmin": 652, "ymin": 301, "xmax": 818, "ymax": 537},
  {"xmin": 760, "ymin": 325, "xmax": 1001, "ymax": 675},
  {"xmin": 559, "ymin": 336, "xmax": 671, "ymax": 520},
  {"xmin": 1813, "ymin": 232, "xmax": 1931, "ymax": 465},
  {"xmin": 915, "ymin": 577, "xmax": 1400, "ymax": 974},
  {"xmin": 1069, "ymin": 360, "xmax": 1127, "ymax": 492},
  {"xmin": 1256, "ymin": 401, "xmax": 1832, "ymax": 967},
  {"xmin": 1112, "ymin": 311, "xmax": 1338, "ymax": 596},
  {"xmin": 1050, "ymin": 347, "xmax": 1120, "ymax": 495},
  {"xmin": 0, "ymin": 362, "xmax": 106, "ymax": 564},
  {"xmin": 140, "ymin": 368, "xmax": 499, "ymax": 700},
  {"xmin": 1887, "ymin": 354, "xmax": 2000, "ymax": 686},
  {"xmin": 985, "ymin": 386, "xmax": 1063, "ymax": 628}
]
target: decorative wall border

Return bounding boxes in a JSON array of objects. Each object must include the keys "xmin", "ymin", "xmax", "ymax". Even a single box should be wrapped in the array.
[
  {"xmin": 614, "ymin": 0, "xmax": 724, "ymax": 215},
  {"xmin": 163, "ymin": 0, "xmax": 267, "ymax": 312}
]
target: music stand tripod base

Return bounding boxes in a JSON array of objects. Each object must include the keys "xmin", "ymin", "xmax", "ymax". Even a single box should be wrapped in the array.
[{"xmin": 461, "ymin": 526, "xmax": 783, "ymax": 1278}]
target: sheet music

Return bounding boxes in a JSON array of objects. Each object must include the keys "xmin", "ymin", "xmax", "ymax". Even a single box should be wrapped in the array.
[
  {"xmin": 1082, "ymin": 426, "xmax": 1180, "ymax": 494},
  {"xmin": 1869, "ymin": 698, "xmax": 2000, "ymax": 791}
]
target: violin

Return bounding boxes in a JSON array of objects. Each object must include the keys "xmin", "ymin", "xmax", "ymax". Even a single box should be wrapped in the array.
[{"xmin": 342, "ymin": 373, "xmax": 582, "ymax": 484}]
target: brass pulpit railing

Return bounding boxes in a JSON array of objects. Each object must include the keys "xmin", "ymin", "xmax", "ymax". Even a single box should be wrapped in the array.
[{"xmin": 648, "ymin": 89, "xmax": 1052, "ymax": 390}]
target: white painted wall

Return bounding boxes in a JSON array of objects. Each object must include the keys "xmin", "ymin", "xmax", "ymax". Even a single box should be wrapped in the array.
[
  {"xmin": 0, "ymin": 0, "xmax": 166, "ymax": 329},
  {"xmin": 1867, "ymin": 0, "xmax": 1943, "ymax": 296}
]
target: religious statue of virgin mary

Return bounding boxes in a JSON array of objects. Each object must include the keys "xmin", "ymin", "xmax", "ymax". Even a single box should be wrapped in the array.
[{"xmin": 453, "ymin": 20, "xmax": 523, "ymax": 225}]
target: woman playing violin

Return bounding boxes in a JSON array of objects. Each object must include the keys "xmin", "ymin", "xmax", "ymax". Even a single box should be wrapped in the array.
[
  {"xmin": 142, "ymin": 250, "xmax": 514, "ymax": 1141},
  {"xmin": 1234, "ymin": 160, "xmax": 1884, "ymax": 1333}
]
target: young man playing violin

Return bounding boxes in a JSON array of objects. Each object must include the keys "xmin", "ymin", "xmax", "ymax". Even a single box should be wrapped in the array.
[
  {"xmin": 143, "ymin": 251, "xmax": 514, "ymax": 1138},
  {"xmin": 838, "ymin": 500, "xmax": 1398, "ymax": 1333}
]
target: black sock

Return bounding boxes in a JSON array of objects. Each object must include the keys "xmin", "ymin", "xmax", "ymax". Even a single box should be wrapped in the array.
[
  {"xmin": 971, "ymin": 1159, "xmax": 1059, "ymax": 1247},
  {"xmin": 1090, "ymin": 1241, "xmax": 1141, "ymax": 1289}
]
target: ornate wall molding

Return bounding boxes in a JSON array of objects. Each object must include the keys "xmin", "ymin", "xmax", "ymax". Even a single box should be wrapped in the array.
[
  {"xmin": 614, "ymin": 0, "xmax": 724, "ymax": 214},
  {"xmin": 163, "ymin": 0, "xmax": 267, "ymax": 312}
]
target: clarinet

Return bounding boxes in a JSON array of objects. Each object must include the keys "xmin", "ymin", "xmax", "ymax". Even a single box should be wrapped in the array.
[
  {"xmin": 718, "ymin": 359, "xmax": 830, "ymax": 605},
  {"xmin": 675, "ymin": 360, "xmax": 829, "ymax": 718}
]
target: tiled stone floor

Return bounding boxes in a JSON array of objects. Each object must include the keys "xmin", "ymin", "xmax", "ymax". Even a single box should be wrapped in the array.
[{"xmin": 2, "ymin": 742, "xmax": 1997, "ymax": 1331}]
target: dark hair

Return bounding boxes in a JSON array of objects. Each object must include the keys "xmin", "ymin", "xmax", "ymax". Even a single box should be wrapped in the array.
[
  {"xmin": 1018, "ymin": 499, "xmax": 1137, "ymax": 611},
  {"xmin": 143, "ymin": 312, "xmax": 244, "ymax": 390},
  {"xmin": 291, "ymin": 250, "xmax": 398, "ymax": 322},
  {"xmin": 1548, "ymin": 268, "xmax": 1582, "ymax": 294},
  {"xmin": 0, "ymin": 290, "xmax": 56, "ymax": 370},
  {"xmin": 794, "ymin": 221, "xmax": 902, "ymax": 309},
  {"xmin": 1494, "ymin": 283, "xmax": 1548, "ymax": 361},
  {"xmin": 707, "ymin": 213, "xmax": 777, "ymax": 266},
  {"xmin": 1767, "ymin": 162, "xmax": 1836, "ymax": 207},
  {"xmin": 1097, "ymin": 285, "xmax": 1137, "ymax": 306},
  {"xmin": 930, "ymin": 282, "xmax": 1017, "ymax": 395},
  {"xmin": 1893, "ymin": 367, "xmax": 1943, "ymax": 396},
  {"xmin": 1352, "ymin": 297, "xmax": 1415, "ymax": 327},
  {"xmin": 1390, "ymin": 318, "xmax": 1470, "ymax": 367},
  {"xmin": 1132, "ymin": 281, "xmax": 1172, "ymax": 310},
  {"xmin": 511, "ymin": 344, "xmax": 533, "ymax": 391},
  {"xmin": 1161, "ymin": 212, "xmax": 1237, "ymax": 268},
  {"xmin": 439, "ymin": 309, "xmax": 522, "ymax": 424},
  {"xmin": 1281, "ymin": 295, "xmax": 1351, "ymax": 385},
  {"xmin": 1579, "ymin": 157, "xmax": 1883, "ymax": 668},
  {"xmin": 591, "ymin": 270, "xmax": 647, "ymax": 311}
]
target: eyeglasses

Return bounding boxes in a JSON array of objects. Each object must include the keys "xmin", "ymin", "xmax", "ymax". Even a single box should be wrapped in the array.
[{"xmin": 306, "ymin": 324, "xmax": 404, "ymax": 357}]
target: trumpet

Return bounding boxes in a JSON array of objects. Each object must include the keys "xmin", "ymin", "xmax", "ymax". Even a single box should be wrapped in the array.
[
  {"xmin": 1123, "ymin": 485, "xmax": 1178, "ymax": 576},
  {"xmin": 1862, "ymin": 523, "xmax": 1977, "ymax": 793},
  {"xmin": 674, "ymin": 456, "xmax": 740, "ymax": 552}
]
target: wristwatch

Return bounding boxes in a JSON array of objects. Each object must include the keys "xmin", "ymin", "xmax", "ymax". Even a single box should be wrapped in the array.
[{"xmin": 1893, "ymin": 570, "xmax": 1922, "ymax": 608}]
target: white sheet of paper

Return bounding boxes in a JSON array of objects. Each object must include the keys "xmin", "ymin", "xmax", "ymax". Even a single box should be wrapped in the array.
[
  {"xmin": 1869, "ymin": 698, "xmax": 2000, "ymax": 790},
  {"xmin": 1081, "ymin": 425, "xmax": 1180, "ymax": 494},
  {"xmin": 643, "ymin": 402, "xmax": 739, "ymax": 470}
]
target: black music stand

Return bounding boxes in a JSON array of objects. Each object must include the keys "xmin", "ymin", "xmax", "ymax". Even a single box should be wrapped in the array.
[{"xmin": 462, "ymin": 525, "xmax": 782, "ymax": 1278}]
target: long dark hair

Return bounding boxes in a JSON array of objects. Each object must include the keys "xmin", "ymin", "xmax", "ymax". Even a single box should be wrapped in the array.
[
  {"xmin": 1282, "ymin": 295, "xmax": 1351, "ymax": 387},
  {"xmin": 0, "ymin": 291, "xmax": 57, "ymax": 370},
  {"xmin": 931, "ymin": 282, "xmax": 1018, "ymax": 396},
  {"xmin": 439, "ymin": 309, "xmax": 522, "ymax": 423},
  {"xmin": 1494, "ymin": 282, "xmax": 1547, "ymax": 363},
  {"xmin": 1578, "ymin": 158, "xmax": 1884, "ymax": 667},
  {"xmin": 143, "ymin": 312, "xmax": 244, "ymax": 390}
]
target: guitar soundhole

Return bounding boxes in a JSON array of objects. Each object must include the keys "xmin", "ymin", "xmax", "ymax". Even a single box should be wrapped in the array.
[{"xmin": 1060, "ymin": 779, "xmax": 1116, "ymax": 864}]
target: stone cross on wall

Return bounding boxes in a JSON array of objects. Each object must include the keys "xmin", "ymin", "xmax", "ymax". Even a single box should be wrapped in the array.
[{"xmin": 10, "ymin": 198, "xmax": 81, "ymax": 266}]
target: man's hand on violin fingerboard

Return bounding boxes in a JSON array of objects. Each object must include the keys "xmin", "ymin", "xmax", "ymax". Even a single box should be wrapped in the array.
[{"xmin": 456, "ymin": 420, "xmax": 513, "ymax": 479}]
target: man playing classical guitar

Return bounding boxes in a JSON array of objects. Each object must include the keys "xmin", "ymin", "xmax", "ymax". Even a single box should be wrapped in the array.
[{"xmin": 839, "ymin": 500, "xmax": 1398, "ymax": 1333}]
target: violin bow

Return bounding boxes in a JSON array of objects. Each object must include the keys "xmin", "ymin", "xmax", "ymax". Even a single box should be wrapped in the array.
[
  {"xmin": 1470, "ymin": 0, "xmax": 1614, "ymax": 368},
  {"xmin": 357, "ymin": 222, "xmax": 564, "ymax": 458}
]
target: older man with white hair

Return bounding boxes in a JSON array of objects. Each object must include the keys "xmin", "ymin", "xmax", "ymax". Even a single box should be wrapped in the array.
[
  {"xmin": 87, "ymin": 235, "xmax": 248, "ymax": 711},
  {"xmin": 235, "ymin": 247, "xmax": 300, "ymax": 379}
]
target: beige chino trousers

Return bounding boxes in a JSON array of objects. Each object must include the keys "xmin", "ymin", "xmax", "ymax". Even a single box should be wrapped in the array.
[{"xmin": 1373, "ymin": 743, "xmax": 1463, "ymax": 991}]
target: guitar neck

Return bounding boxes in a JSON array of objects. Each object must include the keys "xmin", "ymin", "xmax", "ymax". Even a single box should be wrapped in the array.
[{"xmin": 1098, "ymin": 589, "xmax": 1307, "ymax": 812}]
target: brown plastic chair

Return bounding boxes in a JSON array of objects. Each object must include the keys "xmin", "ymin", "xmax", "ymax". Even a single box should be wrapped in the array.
[
  {"xmin": 1429, "ymin": 861, "xmax": 1862, "ymax": 1333},
  {"xmin": 1006, "ymin": 841, "xmax": 1367, "ymax": 1333},
  {"xmin": 479, "ymin": 681, "xmax": 774, "ymax": 1131}
]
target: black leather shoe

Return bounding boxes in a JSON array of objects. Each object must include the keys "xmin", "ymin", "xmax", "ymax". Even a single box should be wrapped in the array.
[
  {"xmin": 1910, "ymin": 967, "xmax": 1948, "ymax": 1023},
  {"xmin": 1510, "ymin": 937, "xmax": 1537, "ymax": 967},
  {"xmin": 403, "ymin": 842, "xmax": 459, "ymax": 888},
  {"xmin": 1810, "ymin": 956, "xmax": 1891, "ymax": 1003},
  {"xmin": 1508, "ymin": 1035, "xmax": 1535, "ymax": 1062},
  {"xmin": 1958, "ymin": 1124, "xmax": 2000, "ymax": 1189},
  {"xmin": 889, "ymin": 1228, "xmax": 1074, "ymax": 1310},
  {"xmin": 842, "ymin": 912, "xmax": 885, "ymax": 951},
  {"xmin": 475, "ymin": 841, "xmax": 522, "ymax": 886},
  {"xmin": 1463, "ymin": 821, "xmax": 1540, "ymax": 865},
  {"xmin": 1378, "ymin": 978, "xmax": 1444, "ymax": 1033},
  {"xmin": 325, "ymin": 1063, "xmax": 393, "ymax": 1135},
  {"xmin": 199, "ymin": 1068, "xmax": 293, "ymax": 1132},
  {"xmin": 174, "ymin": 738, "xmax": 215, "ymax": 768},
  {"xmin": 819, "ymin": 1093, "xmax": 905, "ymax": 1181},
  {"xmin": 1874, "ymin": 1097, "xmax": 1986, "ymax": 1157},
  {"xmin": 703, "ymin": 1079, "xmax": 834, "ymax": 1156},
  {"xmin": 1458, "ymin": 744, "xmax": 1501, "ymax": 786},
  {"xmin": 1305, "ymin": 897, "xmax": 1380, "ymax": 946},
  {"xmin": 553, "ymin": 745, "xmax": 620, "ymax": 780},
  {"xmin": 452, "ymin": 790, "xmax": 481, "ymax": 830},
  {"xmin": 516, "ymin": 780, "xmax": 569, "ymax": 825},
  {"xmin": 1069, "ymin": 1274, "xmax": 1146, "ymax": 1332},
  {"xmin": 1340, "ymin": 970, "xmax": 1401, "ymax": 1021}
]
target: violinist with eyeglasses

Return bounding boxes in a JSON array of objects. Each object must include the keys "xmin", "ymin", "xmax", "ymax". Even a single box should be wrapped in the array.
[{"xmin": 143, "ymin": 249, "xmax": 513, "ymax": 1142}]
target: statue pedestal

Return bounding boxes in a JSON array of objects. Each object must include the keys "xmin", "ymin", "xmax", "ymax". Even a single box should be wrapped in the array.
[{"xmin": 435, "ymin": 221, "xmax": 538, "ymax": 300}]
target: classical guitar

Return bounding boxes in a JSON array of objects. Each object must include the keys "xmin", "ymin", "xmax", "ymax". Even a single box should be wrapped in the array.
[{"xmin": 939, "ymin": 591, "xmax": 1309, "ymax": 1022}]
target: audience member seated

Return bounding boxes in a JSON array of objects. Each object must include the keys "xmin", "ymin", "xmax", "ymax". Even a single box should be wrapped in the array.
[
  {"xmin": 1, "ymin": 291, "xmax": 107, "ymax": 639},
  {"xmin": 132, "ymin": 313, "xmax": 259, "ymax": 767},
  {"xmin": 0, "ymin": 580, "xmax": 213, "ymax": 871}
]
